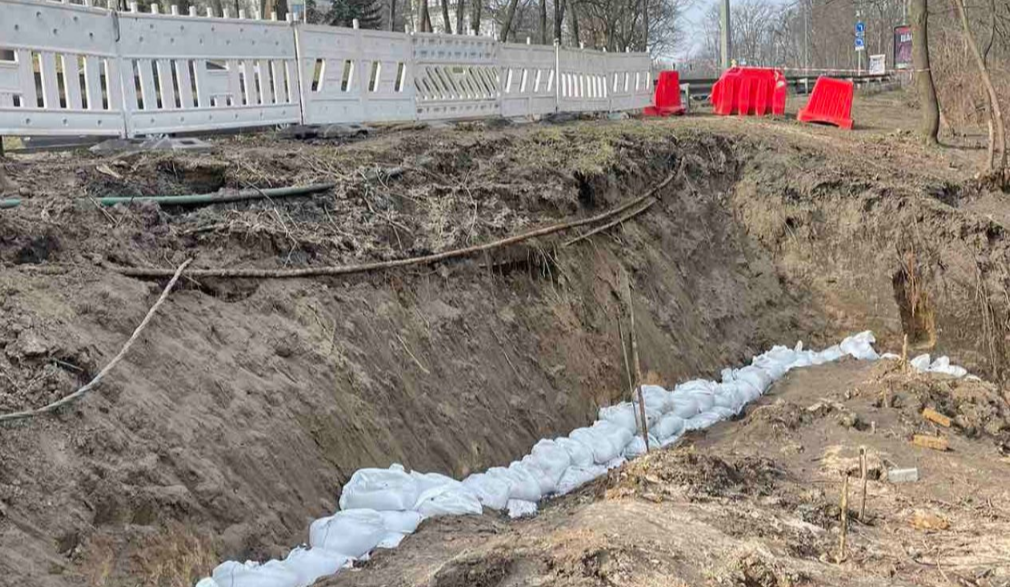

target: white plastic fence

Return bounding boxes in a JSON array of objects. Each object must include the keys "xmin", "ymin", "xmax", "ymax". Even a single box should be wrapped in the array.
[{"xmin": 0, "ymin": 0, "xmax": 652, "ymax": 138}]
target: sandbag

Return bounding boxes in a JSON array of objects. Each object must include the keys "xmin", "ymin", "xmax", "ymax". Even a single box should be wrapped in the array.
[
  {"xmin": 599, "ymin": 403, "xmax": 640, "ymax": 434},
  {"xmin": 622, "ymin": 434, "xmax": 659, "ymax": 459},
  {"xmin": 212, "ymin": 560, "xmax": 299, "ymax": 587},
  {"xmin": 485, "ymin": 463, "xmax": 541, "ymax": 502},
  {"xmin": 591, "ymin": 420, "xmax": 635, "ymax": 456},
  {"xmin": 652, "ymin": 413, "xmax": 685, "ymax": 440},
  {"xmin": 928, "ymin": 356, "xmax": 968, "ymax": 378},
  {"xmin": 660, "ymin": 432, "xmax": 683, "ymax": 447},
  {"xmin": 687, "ymin": 391, "xmax": 715, "ymax": 412},
  {"xmin": 555, "ymin": 437, "xmax": 594, "ymax": 468},
  {"xmin": 817, "ymin": 345, "xmax": 844, "ymax": 363},
  {"xmin": 462, "ymin": 473, "xmax": 510, "ymax": 511},
  {"xmin": 520, "ymin": 454, "xmax": 558, "ymax": 495},
  {"xmin": 677, "ymin": 379, "xmax": 717, "ymax": 394},
  {"xmin": 639, "ymin": 384, "xmax": 674, "ymax": 413},
  {"xmin": 338, "ymin": 465, "xmax": 418, "ymax": 512},
  {"xmin": 528, "ymin": 439, "xmax": 572, "ymax": 486},
  {"xmin": 669, "ymin": 396, "xmax": 700, "ymax": 419},
  {"xmin": 604, "ymin": 456, "xmax": 627, "ymax": 469},
  {"xmin": 752, "ymin": 355, "xmax": 787, "ymax": 380},
  {"xmin": 736, "ymin": 366, "xmax": 773, "ymax": 395},
  {"xmin": 414, "ymin": 484, "xmax": 482, "ymax": 517},
  {"xmin": 840, "ymin": 330, "xmax": 879, "ymax": 361},
  {"xmin": 712, "ymin": 384, "xmax": 745, "ymax": 413},
  {"xmin": 196, "ymin": 579, "xmax": 219, "ymax": 587},
  {"xmin": 284, "ymin": 548, "xmax": 349, "ymax": 587},
  {"xmin": 910, "ymin": 354, "xmax": 931, "ymax": 371},
  {"xmin": 377, "ymin": 510, "xmax": 423, "ymax": 534},
  {"xmin": 410, "ymin": 471, "xmax": 459, "ymax": 495},
  {"xmin": 555, "ymin": 464, "xmax": 607, "ymax": 495},
  {"xmin": 506, "ymin": 499, "xmax": 538, "ymax": 519},
  {"xmin": 377, "ymin": 532, "xmax": 408, "ymax": 549},
  {"xmin": 309, "ymin": 509, "xmax": 386, "ymax": 558},
  {"xmin": 684, "ymin": 410, "xmax": 722, "ymax": 431},
  {"xmin": 708, "ymin": 406, "xmax": 736, "ymax": 421}
]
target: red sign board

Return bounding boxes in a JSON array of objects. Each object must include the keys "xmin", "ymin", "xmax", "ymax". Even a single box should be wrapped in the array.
[{"xmin": 894, "ymin": 25, "xmax": 912, "ymax": 70}]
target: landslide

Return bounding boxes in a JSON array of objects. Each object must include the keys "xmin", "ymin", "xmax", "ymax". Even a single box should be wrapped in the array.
[{"xmin": 0, "ymin": 100, "xmax": 1007, "ymax": 586}]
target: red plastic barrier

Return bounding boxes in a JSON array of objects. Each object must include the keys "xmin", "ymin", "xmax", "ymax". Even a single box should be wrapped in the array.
[
  {"xmin": 797, "ymin": 77, "xmax": 853, "ymax": 129},
  {"xmin": 710, "ymin": 67, "xmax": 788, "ymax": 117},
  {"xmin": 643, "ymin": 70, "xmax": 686, "ymax": 117}
]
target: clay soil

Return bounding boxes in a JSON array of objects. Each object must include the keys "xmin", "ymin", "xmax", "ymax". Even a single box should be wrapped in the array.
[{"xmin": 1, "ymin": 91, "xmax": 1009, "ymax": 586}]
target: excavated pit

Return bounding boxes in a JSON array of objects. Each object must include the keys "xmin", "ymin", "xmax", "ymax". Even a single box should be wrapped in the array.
[{"xmin": 1, "ymin": 112, "xmax": 1009, "ymax": 586}]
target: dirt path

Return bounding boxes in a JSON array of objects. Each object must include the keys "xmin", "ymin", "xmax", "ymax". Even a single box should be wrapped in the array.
[{"xmin": 324, "ymin": 360, "xmax": 1010, "ymax": 587}]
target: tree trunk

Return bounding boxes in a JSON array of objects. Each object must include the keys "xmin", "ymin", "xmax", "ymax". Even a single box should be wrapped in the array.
[
  {"xmin": 540, "ymin": 0, "xmax": 547, "ymax": 43},
  {"xmin": 390, "ymin": 0, "xmax": 397, "ymax": 31},
  {"xmin": 911, "ymin": 0, "xmax": 939, "ymax": 145},
  {"xmin": 210, "ymin": 0, "xmax": 223, "ymax": 17},
  {"xmin": 498, "ymin": 0, "xmax": 520, "ymax": 41},
  {"xmin": 472, "ymin": 0, "xmax": 481, "ymax": 34},
  {"xmin": 554, "ymin": 0, "xmax": 563, "ymax": 43},
  {"xmin": 950, "ymin": 0, "xmax": 1005, "ymax": 173},
  {"xmin": 420, "ymin": 0, "xmax": 431, "ymax": 32},
  {"xmin": 568, "ymin": 0, "xmax": 580, "ymax": 46},
  {"xmin": 456, "ymin": 0, "xmax": 465, "ymax": 34},
  {"xmin": 441, "ymin": 0, "xmax": 453, "ymax": 32},
  {"xmin": 642, "ymin": 0, "xmax": 648, "ymax": 52}
]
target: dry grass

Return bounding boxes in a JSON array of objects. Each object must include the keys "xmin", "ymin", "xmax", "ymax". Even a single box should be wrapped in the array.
[{"xmin": 130, "ymin": 523, "xmax": 219, "ymax": 587}]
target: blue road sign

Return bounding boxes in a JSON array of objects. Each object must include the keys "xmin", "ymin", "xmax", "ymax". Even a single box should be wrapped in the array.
[
  {"xmin": 855, "ymin": 21, "xmax": 865, "ymax": 36},
  {"xmin": 855, "ymin": 37, "xmax": 866, "ymax": 51}
]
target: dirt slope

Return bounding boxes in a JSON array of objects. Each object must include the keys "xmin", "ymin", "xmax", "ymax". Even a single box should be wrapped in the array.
[{"xmin": 0, "ymin": 91, "xmax": 1008, "ymax": 586}]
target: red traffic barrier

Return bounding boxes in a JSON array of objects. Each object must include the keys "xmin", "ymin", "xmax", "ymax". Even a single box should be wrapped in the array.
[
  {"xmin": 643, "ymin": 70, "xmax": 686, "ymax": 117},
  {"xmin": 797, "ymin": 77, "xmax": 853, "ymax": 129},
  {"xmin": 710, "ymin": 67, "xmax": 788, "ymax": 117}
]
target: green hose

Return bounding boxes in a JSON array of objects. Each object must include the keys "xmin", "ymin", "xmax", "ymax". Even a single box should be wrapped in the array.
[{"xmin": 0, "ymin": 183, "xmax": 335, "ymax": 210}]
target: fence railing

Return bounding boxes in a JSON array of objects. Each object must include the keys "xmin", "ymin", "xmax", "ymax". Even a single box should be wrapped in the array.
[{"xmin": 0, "ymin": 0, "xmax": 652, "ymax": 138}]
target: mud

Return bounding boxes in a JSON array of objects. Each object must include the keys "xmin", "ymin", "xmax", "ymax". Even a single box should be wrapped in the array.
[{"xmin": 1, "ymin": 91, "xmax": 1009, "ymax": 586}]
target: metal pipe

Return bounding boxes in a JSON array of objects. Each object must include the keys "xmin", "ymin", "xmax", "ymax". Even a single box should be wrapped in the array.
[{"xmin": 0, "ymin": 183, "xmax": 335, "ymax": 210}]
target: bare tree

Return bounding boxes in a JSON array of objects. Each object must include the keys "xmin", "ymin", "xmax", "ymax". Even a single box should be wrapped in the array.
[
  {"xmin": 472, "ymin": 0, "xmax": 482, "ymax": 33},
  {"xmin": 441, "ymin": 0, "xmax": 453, "ymax": 31},
  {"xmin": 541, "ymin": 0, "xmax": 548, "ymax": 42},
  {"xmin": 554, "ymin": 0, "xmax": 564, "ymax": 41},
  {"xmin": 499, "ymin": 0, "xmax": 521, "ymax": 40},
  {"xmin": 912, "ymin": 0, "xmax": 940, "ymax": 144},
  {"xmin": 569, "ymin": 0, "xmax": 581, "ymax": 45},
  {"xmin": 390, "ymin": 0, "xmax": 397, "ymax": 30},
  {"xmin": 950, "ymin": 0, "xmax": 1005, "ymax": 173},
  {"xmin": 456, "ymin": 0, "xmax": 465, "ymax": 33}
]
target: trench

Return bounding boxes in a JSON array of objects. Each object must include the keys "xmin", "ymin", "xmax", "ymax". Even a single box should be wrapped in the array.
[{"xmin": 0, "ymin": 125, "xmax": 1006, "ymax": 587}]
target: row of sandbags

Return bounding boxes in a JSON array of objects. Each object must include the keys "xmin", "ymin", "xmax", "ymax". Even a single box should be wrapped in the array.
[{"xmin": 197, "ymin": 331, "xmax": 882, "ymax": 587}]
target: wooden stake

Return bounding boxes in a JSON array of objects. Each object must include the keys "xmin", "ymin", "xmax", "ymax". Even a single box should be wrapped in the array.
[
  {"xmin": 617, "ymin": 314, "xmax": 639, "ymax": 430},
  {"xmin": 625, "ymin": 271, "xmax": 649, "ymax": 452},
  {"xmin": 901, "ymin": 333, "xmax": 909, "ymax": 373},
  {"xmin": 838, "ymin": 473, "xmax": 850, "ymax": 562},
  {"xmin": 858, "ymin": 447, "xmax": 868, "ymax": 522}
]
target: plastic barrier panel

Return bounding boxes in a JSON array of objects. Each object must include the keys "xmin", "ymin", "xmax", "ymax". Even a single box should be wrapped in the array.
[
  {"xmin": 412, "ymin": 33, "xmax": 500, "ymax": 121},
  {"xmin": 0, "ymin": 0, "xmax": 126, "ymax": 136},
  {"xmin": 296, "ymin": 24, "xmax": 414, "ymax": 125},
  {"xmin": 557, "ymin": 47, "xmax": 610, "ymax": 113},
  {"xmin": 797, "ymin": 76, "xmax": 853, "ymax": 129},
  {"xmin": 642, "ymin": 70, "xmax": 685, "ymax": 116},
  {"xmin": 710, "ymin": 67, "xmax": 787, "ymax": 117},
  {"xmin": 116, "ymin": 8, "xmax": 301, "ymax": 137},
  {"xmin": 499, "ymin": 42, "xmax": 556, "ymax": 118}
]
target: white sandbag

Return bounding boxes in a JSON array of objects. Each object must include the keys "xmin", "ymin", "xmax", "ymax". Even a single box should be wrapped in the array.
[
  {"xmin": 708, "ymin": 406, "xmax": 736, "ymax": 421},
  {"xmin": 713, "ymin": 384, "xmax": 745, "ymax": 413},
  {"xmin": 196, "ymin": 579, "xmax": 219, "ymax": 587},
  {"xmin": 669, "ymin": 396, "xmax": 700, "ymax": 419},
  {"xmin": 414, "ymin": 483, "xmax": 482, "ymax": 517},
  {"xmin": 555, "ymin": 437, "xmax": 594, "ymax": 468},
  {"xmin": 687, "ymin": 391, "xmax": 715, "ymax": 412},
  {"xmin": 733, "ymin": 379, "xmax": 762, "ymax": 403},
  {"xmin": 212, "ymin": 560, "xmax": 299, "ymax": 587},
  {"xmin": 309, "ymin": 509, "xmax": 387, "ymax": 558},
  {"xmin": 339, "ymin": 465, "xmax": 418, "ymax": 512},
  {"xmin": 485, "ymin": 463, "xmax": 541, "ymax": 502},
  {"xmin": 377, "ymin": 532, "xmax": 408, "ymax": 549},
  {"xmin": 928, "ymin": 356, "xmax": 968, "ymax": 378},
  {"xmin": 880, "ymin": 352, "xmax": 900, "ymax": 360},
  {"xmin": 462, "ymin": 473, "xmax": 510, "ymax": 511},
  {"xmin": 817, "ymin": 345, "xmax": 844, "ymax": 363},
  {"xmin": 410, "ymin": 471, "xmax": 460, "ymax": 495},
  {"xmin": 660, "ymin": 432, "xmax": 683, "ymax": 447},
  {"xmin": 284, "ymin": 548, "xmax": 349, "ymax": 587},
  {"xmin": 520, "ymin": 455, "xmax": 557, "ymax": 495},
  {"xmin": 736, "ymin": 366, "xmax": 773, "ymax": 395},
  {"xmin": 506, "ymin": 499, "xmax": 538, "ymax": 519},
  {"xmin": 652, "ymin": 413, "xmax": 685, "ymax": 440},
  {"xmin": 377, "ymin": 510, "xmax": 424, "ymax": 534},
  {"xmin": 840, "ymin": 331, "xmax": 879, "ymax": 361},
  {"xmin": 569, "ymin": 427, "xmax": 618, "ymax": 464},
  {"xmin": 639, "ymin": 385, "xmax": 674, "ymax": 413},
  {"xmin": 555, "ymin": 464, "xmax": 607, "ymax": 495},
  {"xmin": 684, "ymin": 410, "xmax": 722, "ymax": 431},
  {"xmin": 591, "ymin": 420, "xmax": 635, "ymax": 457},
  {"xmin": 677, "ymin": 379, "xmax": 717, "ymax": 394},
  {"xmin": 622, "ymin": 434, "xmax": 660, "ymax": 459},
  {"xmin": 529, "ymin": 439, "xmax": 572, "ymax": 485},
  {"xmin": 910, "ymin": 354, "xmax": 931, "ymax": 371},
  {"xmin": 599, "ymin": 403, "xmax": 640, "ymax": 435},
  {"xmin": 752, "ymin": 355, "xmax": 787, "ymax": 380}
]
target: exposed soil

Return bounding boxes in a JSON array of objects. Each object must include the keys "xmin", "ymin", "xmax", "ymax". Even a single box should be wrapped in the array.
[{"xmin": 1, "ymin": 91, "xmax": 1009, "ymax": 586}]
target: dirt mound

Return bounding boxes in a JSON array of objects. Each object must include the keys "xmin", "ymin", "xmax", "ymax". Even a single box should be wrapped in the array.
[{"xmin": 604, "ymin": 449, "xmax": 781, "ymax": 502}]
